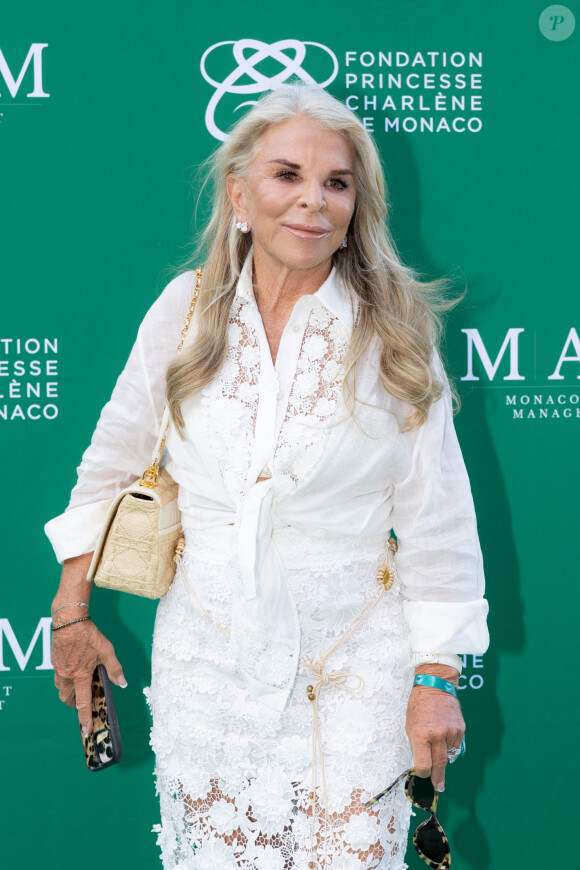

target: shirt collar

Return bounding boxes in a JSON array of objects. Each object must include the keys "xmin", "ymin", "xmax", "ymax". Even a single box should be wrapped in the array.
[
  {"xmin": 236, "ymin": 251, "xmax": 256, "ymax": 304},
  {"xmin": 235, "ymin": 249, "xmax": 355, "ymax": 331}
]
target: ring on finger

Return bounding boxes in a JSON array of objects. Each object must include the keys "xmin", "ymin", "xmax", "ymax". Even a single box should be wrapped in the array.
[{"xmin": 447, "ymin": 736, "xmax": 466, "ymax": 764}]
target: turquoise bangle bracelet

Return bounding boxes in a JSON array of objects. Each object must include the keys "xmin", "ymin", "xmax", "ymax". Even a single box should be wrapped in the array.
[{"xmin": 413, "ymin": 674, "xmax": 458, "ymax": 698}]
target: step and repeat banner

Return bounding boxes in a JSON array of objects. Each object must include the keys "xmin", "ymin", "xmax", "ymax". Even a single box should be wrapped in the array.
[{"xmin": 1, "ymin": 2, "xmax": 577, "ymax": 868}]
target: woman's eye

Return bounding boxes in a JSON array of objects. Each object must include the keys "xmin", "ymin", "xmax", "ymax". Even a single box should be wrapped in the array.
[
  {"xmin": 327, "ymin": 178, "xmax": 349, "ymax": 190},
  {"xmin": 276, "ymin": 171, "xmax": 298, "ymax": 182}
]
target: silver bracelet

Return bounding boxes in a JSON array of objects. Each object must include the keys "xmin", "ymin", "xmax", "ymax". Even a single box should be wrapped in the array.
[
  {"xmin": 51, "ymin": 601, "xmax": 90, "ymax": 615},
  {"xmin": 51, "ymin": 616, "xmax": 91, "ymax": 632}
]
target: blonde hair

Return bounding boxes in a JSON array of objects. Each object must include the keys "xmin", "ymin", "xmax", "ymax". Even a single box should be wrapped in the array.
[{"xmin": 167, "ymin": 84, "xmax": 453, "ymax": 433}]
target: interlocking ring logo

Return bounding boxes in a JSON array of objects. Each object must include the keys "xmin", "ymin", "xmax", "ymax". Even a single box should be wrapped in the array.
[{"xmin": 200, "ymin": 39, "xmax": 339, "ymax": 141}]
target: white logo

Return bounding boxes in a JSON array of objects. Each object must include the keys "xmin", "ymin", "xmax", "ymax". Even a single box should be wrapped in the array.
[
  {"xmin": 461, "ymin": 327, "xmax": 580, "ymax": 382},
  {"xmin": 0, "ymin": 44, "xmax": 49, "ymax": 98},
  {"xmin": 200, "ymin": 39, "xmax": 338, "ymax": 141},
  {"xmin": 0, "ymin": 617, "xmax": 53, "ymax": 671}
]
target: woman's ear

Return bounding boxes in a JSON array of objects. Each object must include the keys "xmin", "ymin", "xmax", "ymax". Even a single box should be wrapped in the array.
[{"xmin": 226, "ymin": 173, "xmax": 246, "ymax": 222}]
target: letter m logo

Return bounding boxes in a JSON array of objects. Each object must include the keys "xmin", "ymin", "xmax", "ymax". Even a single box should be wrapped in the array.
[
  {"xmin": 461, "ymin": 328, "xmax": 525, "ymax": 381},
  {"xmin": 0, "ymin": 44, "xmax": 49, "ymax": 98},
  {"xmin": 0, "ymin": 618, "xmax": 53, "ymax": 671}
]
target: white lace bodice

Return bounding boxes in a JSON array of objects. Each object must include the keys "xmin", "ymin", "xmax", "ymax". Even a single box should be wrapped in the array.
[{"xmin": 162, "ymin": 254, "xmax": 487, "ymax": 708}]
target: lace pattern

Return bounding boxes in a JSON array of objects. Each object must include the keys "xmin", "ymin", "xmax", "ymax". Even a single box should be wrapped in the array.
[
  {"xmin": 146, "ymin": 530, "xmax": 413, "ymax": 869},
  {"xmin": 275, "ymin": 306, "xmax": 349, "ymax": 494},
  {"xmin": 204, "ymin": 298, "xmax": 261, "ymax": 504},
  {"xmin": 146, "ymin": 301, "xmax": 414, "ymax": 868}
]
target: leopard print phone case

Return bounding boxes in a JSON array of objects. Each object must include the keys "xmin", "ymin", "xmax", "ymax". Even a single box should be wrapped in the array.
[{"xmin": 82, "ymin": 664, "xmax": 123, "ymax": 771}]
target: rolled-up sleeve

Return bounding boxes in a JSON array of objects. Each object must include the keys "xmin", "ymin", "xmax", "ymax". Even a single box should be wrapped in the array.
[
  {"xmin": 44, "ymin": 271, "xmax": 195, "ymax": 563},
  {"xmin": 392, "ymin": 362, "xmax": 489, "ymax": 655}
]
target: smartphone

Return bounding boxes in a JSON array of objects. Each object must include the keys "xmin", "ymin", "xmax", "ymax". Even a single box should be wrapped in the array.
[{"xmin": 81, "ymin": 663, "xmax": 123, "ymax": 771}]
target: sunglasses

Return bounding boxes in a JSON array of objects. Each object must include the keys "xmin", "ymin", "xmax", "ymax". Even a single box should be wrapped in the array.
[{"xmin": 365, "ymin": 769, "xmax": 451, "ymax": 869}]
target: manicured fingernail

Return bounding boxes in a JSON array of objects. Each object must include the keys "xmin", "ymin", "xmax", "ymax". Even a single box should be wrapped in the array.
[
  {"xmin": 437, "ymin": 781, "xmax": 445, "ymax": 792},
  {"xmin": 119, "ymin": 675, "xmax": 127, "ymax": 688},
  {"xmin": 83, "ymin": 726, "xmax": 90, "ymax": 738}
]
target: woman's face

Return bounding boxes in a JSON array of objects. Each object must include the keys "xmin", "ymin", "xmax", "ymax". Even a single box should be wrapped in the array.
[{"xmin": 227, "ymin": 116, "xmax": 357, "ymax": 279}]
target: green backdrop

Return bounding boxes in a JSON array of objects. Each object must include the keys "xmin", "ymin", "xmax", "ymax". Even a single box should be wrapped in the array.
[{"xmin": 1, "ymin": 1, "xmax": 578, "ymax": 867}]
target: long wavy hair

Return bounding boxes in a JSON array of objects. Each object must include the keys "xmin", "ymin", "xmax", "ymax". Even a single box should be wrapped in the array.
[{"xmin": 167, "ymin": 84, "xmax": 454, "ymax": 434}]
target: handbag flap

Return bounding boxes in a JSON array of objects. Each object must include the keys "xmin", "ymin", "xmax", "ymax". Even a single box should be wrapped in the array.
[{"xmin": 87, "ymin": 479, "xmax": 172, "ymax": 582}]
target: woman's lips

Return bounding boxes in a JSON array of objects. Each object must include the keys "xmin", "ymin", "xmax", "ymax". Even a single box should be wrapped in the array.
[{"xmin": 283, "ymin": 223, "xmax": 330, "ymax": 240}]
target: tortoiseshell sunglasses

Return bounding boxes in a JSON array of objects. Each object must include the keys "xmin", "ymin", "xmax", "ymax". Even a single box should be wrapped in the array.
[{"xmin": 365, "ymin": 769, "xmax": 451, "ymax": 869}]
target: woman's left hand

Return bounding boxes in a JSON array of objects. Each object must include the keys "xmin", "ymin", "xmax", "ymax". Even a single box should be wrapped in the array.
[{"xmin": 405, "ymin": 664, "xmax": 465, "ymax": 792}]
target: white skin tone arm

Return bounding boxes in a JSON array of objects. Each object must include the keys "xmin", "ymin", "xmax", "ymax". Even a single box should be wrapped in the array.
[
  {"xmin": 51, "ymin": 553, "xmax": 126, "ymax": 736},
  {"xmin": 407, "ymin": 663, "xmax": 464, "ymax": 791}
]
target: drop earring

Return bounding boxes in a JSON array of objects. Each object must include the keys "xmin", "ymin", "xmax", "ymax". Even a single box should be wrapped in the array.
[
  {"xmin": 340, "ymin": 237, "xmax": 348, "ymax": 249},
  {"xmin": 236, "ymin": 220, "xmax": 250, "ymax": 234}
]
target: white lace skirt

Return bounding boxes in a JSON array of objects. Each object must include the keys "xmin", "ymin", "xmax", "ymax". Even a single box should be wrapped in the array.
[{"xmin": 146, "ymin": 526, "xmax": 413, "ymax": 869}]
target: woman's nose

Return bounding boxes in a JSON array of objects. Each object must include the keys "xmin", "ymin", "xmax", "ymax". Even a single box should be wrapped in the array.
[{"xmin": 299, "ymin": 182, "xmax": 326, "ymax": 211}]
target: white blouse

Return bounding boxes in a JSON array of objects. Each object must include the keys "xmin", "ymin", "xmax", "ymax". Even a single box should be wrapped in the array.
[{"xmin": 46, "ymin": 256, "xmax": 488, "ymax": 705}]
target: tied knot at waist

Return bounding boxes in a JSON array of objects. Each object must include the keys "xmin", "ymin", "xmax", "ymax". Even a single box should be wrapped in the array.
[{"xmin": 302, "ymin": 659, "xmax": 364, "ymax": 696}]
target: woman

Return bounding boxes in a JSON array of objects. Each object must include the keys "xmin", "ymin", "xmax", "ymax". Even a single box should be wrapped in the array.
[{"xmin": 47, "ymin": 84, "xmax": 488, "ymax": 869}]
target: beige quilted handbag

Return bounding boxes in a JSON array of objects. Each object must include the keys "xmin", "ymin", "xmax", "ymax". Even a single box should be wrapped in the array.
[{"xmin": 86, "ymin": 268, "xmax": 201, "ymax": 598}]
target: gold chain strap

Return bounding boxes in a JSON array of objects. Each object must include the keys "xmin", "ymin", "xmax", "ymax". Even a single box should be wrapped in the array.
[
  {"xmin": 177, "ymin": 267, "xmax": 203, "ymax": 353},
  {"xmin": 140, "ymin": 267, "xmax": 203, "ymax": 488}
]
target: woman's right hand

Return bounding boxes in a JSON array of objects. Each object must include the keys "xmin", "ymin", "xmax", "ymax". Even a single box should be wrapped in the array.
[
  {"xmin": 52, "ymin": 617, "xmax": 126, "ymax": 736},
  {"xmin": 51, "ymin": 552, "xmax": 126, "ymax": 736}
]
